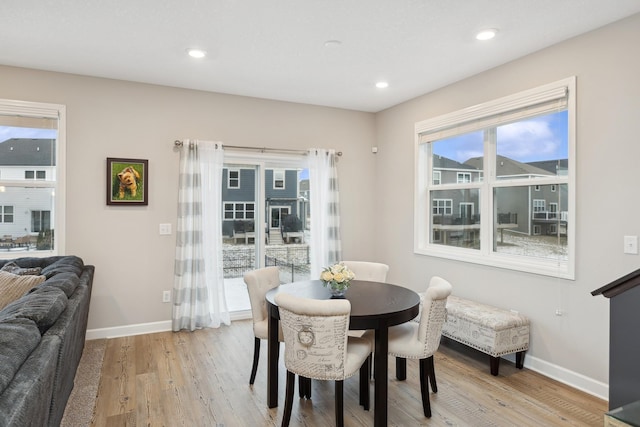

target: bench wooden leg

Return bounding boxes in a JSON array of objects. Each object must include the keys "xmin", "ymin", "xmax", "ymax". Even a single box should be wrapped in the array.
[
  {"xmin": 490, "ymin": 356, "xmax": 500, "ymax": 376},
  {"xmin": 516, "ymin": 351, "xmax": 525, "ymax": 369}
]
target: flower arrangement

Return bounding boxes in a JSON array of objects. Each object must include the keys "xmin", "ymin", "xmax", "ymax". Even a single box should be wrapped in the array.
[{"xmin": 320, "ymin": 262, "xmax": 356, "ymax": 293}]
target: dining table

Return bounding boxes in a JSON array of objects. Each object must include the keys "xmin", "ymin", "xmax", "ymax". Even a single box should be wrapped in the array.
[{"xmin": 265, "ymin": 279, "xmax": 420, "ymax": 427}]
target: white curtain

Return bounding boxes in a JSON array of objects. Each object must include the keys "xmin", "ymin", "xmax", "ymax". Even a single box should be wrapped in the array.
[
  {"xmin": 308, "ymin": 148, "xmax": 342, "ymax": 279},
  {"xmin": 173, "ymin": 139, "xmax": 230, "ymax": 331}
]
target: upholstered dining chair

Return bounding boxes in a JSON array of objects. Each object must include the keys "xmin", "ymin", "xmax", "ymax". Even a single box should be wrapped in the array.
[
  {"xmin": 340, "ymin": 260, "xmax": 389, "ymax": 282},
  {"xmin": 387, "ymin": 276, "xmax": 452, "ymax": 418},
  {"xmin": 243, "ymin": 266, "xmax": 283, "ymax": 385},
  {"xmin": 275, "ymin": 292, "xmax": 373, "ymax": 427}
]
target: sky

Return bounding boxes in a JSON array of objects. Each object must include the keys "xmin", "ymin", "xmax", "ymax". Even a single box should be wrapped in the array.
[
  {"xmin": 432, "ymin": 110, "xmax": 568, "ymax": 164},
  {"xmin": 0, "ymin": 126, "xmax": 57, "ymax": 143}
]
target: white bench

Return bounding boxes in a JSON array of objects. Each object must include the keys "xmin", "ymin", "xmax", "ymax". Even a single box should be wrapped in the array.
[{"xmin": 441, "ymin": 295, "xmax": 530, "ymax": 376}]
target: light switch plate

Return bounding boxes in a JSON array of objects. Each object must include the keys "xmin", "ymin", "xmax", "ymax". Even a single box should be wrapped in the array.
[
  {"xmin": 159, "ymin": 223, "xmax": 172, "ymax": 235},
  {"xmin": 624, "ymin": 235, "xmax": 638, "ymax": 254}
]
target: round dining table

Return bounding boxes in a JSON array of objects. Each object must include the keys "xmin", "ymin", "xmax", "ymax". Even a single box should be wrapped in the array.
[{"xmin": 265, "ymin": 279, "xmax": 420, "ymax": 427}]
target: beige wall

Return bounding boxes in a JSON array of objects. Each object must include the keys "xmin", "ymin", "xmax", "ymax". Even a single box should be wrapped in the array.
[
  {"xmin": 2, "ymin": 11, "xmax": 639, "ymax": 398},
  {"xmin": 0, "ymin": 66, "xmax": 377, "ymax": 331},
  {"xmin": 375, "ymin": 13, "xmax": 640, "ymax": 396}
]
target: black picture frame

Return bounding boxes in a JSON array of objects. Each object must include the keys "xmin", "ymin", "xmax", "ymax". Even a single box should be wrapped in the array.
[{"xmin": 106, "ymin": 158, "xmax": 149, "ymax": 206}]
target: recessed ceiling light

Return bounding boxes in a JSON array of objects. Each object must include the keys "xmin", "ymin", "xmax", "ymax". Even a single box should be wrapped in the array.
[
  {"xmin": 186, "ymin": 48, "xmax": 206, "ymax": 58},
  {"xmin": 476, "ymin": 29, "xmax": 498, "ymax": 41},
  {"xmin": 376, "ymin": 81, "xmax": 389, "ymax": 89},
  {"xmin": 324, "ymin": 40, "xmax": 342, "ymax": 48}
]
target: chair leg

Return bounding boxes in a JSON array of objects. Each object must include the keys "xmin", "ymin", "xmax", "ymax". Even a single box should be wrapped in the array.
[
  {"xmin": 419, "ymin": 358, "xmax": 432, "ymax": 418},
  {"xmin": 359, "ymin": 355, "xmax": 370, "ymax": 410},
  {"xmin": 249, "ymin": 337, "xmax": 260, "ymax": 385},
  {"xmin": 396, "ymin": 357, "xmax": 407, "ymax": 380},
  {"xmin": 427, "ymin": 355, "xmax": 437, "ymax": 393},
  {"xmin": 282, "ymin": 371, "xmax": 296, "ymax": 427},
  {"xmin": 298, "ymin": 376, "xmax": 311, "ymax": 399},
  {"xmin": 335, "ymin": 380, "xmax": 344, "ymax": 427}
]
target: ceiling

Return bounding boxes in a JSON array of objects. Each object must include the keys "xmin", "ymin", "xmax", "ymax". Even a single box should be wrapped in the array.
[{"xmin": 2, "ymin": 1, "xmax": 640, "ymax": 113}]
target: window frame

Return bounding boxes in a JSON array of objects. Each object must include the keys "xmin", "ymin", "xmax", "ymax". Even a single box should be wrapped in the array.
[
  {"xmin": 0, "ymin": 98, "xmax": 66, "ymax": 257},
  {"xmin": 414, "ymin": 77, "xmax": 576, "ymax": 279}
]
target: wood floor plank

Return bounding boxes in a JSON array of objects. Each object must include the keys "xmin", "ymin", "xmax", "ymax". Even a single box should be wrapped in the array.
[{"xmin": 90, "ymin": 320, "xmax": 607, "ymax": 427}]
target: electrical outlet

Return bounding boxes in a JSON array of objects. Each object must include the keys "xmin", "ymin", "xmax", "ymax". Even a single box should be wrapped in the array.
[
  {"xmin": 159, "ymin": 223, "xmax": 172, "ymax": 235},
  {"xmin": 162, "ymin": 290, "xmax": 171, "ymax": 303}
]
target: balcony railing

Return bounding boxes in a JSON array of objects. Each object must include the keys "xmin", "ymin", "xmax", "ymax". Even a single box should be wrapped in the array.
[{"xmin": 532, "ymin": 211, "xmax": 568, "ymax": 222}]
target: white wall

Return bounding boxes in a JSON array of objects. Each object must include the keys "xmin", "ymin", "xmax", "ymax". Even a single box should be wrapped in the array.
[
  {"xmin": 375, "ymin": 13, "xmax": 640, "ymax": 398},
  {"xmin": 0, "ymin": 65, "xmax": 377, "ymax": 332}
]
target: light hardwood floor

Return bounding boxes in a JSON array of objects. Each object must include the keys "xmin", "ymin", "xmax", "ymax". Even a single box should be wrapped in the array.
[{"xmin": 91, "ymin": 319, "xmax": 607, "ymax": 426}]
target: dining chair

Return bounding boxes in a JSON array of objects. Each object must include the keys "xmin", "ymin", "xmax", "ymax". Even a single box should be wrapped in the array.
[
  {"xmin": 340, "ymin": 260, "xmax": 389, "ymax": 282},
  {"xmin": 243, "ymin": 266, "xmax": 283, "ymax": 385},
  {"xmin": 275, "ymin": 292, "xmax": 373, "ymax": 427},
  {"xmin": 387, "ymin": 276, "xmax": 452, "ymax": 418}
]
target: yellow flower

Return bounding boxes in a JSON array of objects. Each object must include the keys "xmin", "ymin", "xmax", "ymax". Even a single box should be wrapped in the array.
[
  {"xmin": 333, "ymin": 272, "xmax": 345, "ymax": 283},
  {"xmin": 320, "ymin": 270, "xmax": 333, "ymax": 282}
]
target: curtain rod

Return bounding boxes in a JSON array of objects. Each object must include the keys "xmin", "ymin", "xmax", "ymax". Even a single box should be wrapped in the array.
[{"xmin": 173, "ymin": 140, "xmax": 342, "ymax": 156}]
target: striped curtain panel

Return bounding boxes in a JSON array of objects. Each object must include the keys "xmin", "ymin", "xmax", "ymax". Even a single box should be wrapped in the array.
[
  {"xmin": 173, "ymin": 139, "xmax": 230, "ymax": 331},
  {"xmin": 308, "ymin": 148, "xmax": 342, "ymax": 279}
]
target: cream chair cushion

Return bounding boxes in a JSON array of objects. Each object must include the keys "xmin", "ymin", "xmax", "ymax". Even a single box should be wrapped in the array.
[
  {"xmin": 341, "ymin": 261, "xmax": 389, "ymax": 282},
  {"xmin": 388, "ymin": 276, "xmax": 452, "ymax": 359},
  {"xmin": 243, "ymin": 266, "xmax": 283, "ymax": 340}
]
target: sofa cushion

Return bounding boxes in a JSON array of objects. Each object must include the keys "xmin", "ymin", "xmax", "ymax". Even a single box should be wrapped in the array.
[
  {"xmin": 0, "ymin": 287, "xmax": 68, "ymax": 334},
  {"xmin": 40, "ymin": 256, "xmax": 84, "ymax": 279},
  {"xmin": 0, "ymin": 318, "xmax": 42, "ymax": 393},
  {"xmin": 34, "ymin": 271, "xmax": 80, "ymax": 298},
  {"xmin": 0, "ymin": 271, "xmax": 46, "ymax": 311},
  {"xmin": 0, "ymin": 261, "xmax": 42, "ymax": 276}
]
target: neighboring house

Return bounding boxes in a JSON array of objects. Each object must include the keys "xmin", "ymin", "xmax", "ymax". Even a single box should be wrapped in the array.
[
  {"xmin": 432, "ymin": 154, "xmax": 568, "ymax": 241},
  {"xmin": 221, "ymin": 167, "xmax": 304, "ymax": 237},
  {"xmin": 0, "ymin": 138, "xmax": 55, "ymax": 243}
]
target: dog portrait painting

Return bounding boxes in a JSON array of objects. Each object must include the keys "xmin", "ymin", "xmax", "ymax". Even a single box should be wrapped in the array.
[{"xmin": 107, "ymin": 158, "xmax": 148, "ymax": 205}]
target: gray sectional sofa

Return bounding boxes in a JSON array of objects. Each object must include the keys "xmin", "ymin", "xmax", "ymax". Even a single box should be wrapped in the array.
[{"xmin": 0, "ymin": 256, "xmax": 94, "ymax": 427}]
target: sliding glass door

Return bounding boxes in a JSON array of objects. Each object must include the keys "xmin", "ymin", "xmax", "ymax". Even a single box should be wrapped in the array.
[{"xmin": 221, "ymin": 154, "xmax": 310, "ymax": 312}]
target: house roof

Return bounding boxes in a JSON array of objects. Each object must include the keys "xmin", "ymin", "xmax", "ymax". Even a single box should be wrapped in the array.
[
  {"xmin": 433, "ymin": 155, "xmax": 478, "ymax": 171},
  {"xmin": 465, "ymin": 155, "xmax": 553, "ymax": 177},
  {"xmin": 0, "ymin": 138, "xmax": 56, "ymax": 166}
]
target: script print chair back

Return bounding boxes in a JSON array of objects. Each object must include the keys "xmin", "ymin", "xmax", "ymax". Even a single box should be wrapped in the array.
[
  {"xmin": 275, "ymin": 292, "xmax": 373, "ymax": 427},
  {"xmin": 243, "ymin": 266, "xmax": 283, "ymax": 385},
  {"xmin": 387, "ymin": 276, "xmax": 452, "ymax": 418}
]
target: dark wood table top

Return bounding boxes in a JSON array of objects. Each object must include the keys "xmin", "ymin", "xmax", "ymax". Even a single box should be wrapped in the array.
[{"xmin": 266, "ymin": 279, "xmax": 420, "ymax": 330}]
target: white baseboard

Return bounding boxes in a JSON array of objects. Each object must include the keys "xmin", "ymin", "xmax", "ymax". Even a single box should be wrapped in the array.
[
  {"xmin": 503, "ymin": 353, "xmax": 608, "ymax": 401},
  {"xmin": 86, "ymin": 310, "xmax": 253, "ymax": 340}
]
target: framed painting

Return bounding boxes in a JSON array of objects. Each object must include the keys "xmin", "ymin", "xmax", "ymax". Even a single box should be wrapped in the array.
[{"xmin": 106, "ymin": 158, "xmax": 148, "ymax": 206}]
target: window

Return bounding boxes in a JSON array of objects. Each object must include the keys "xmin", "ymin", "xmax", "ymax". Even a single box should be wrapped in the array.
[
  {"xmin": 31, "ymin": 210, "xmax": 50, "ymax": 232},
  {"xmin": 228, "ymin": 169, "xmax": 240, "ymax": 189},
  {"xmin": 0, "ymin": 98, "xmax": 64, "ymax": 256},
  {"xmin": 433, "ymin": 171, "xmax": 441, "ymax": 185},
  {"xmin": 25, "ymin": 170, "xmax": 46, "ymax": 180},
  {"xmin": 223, "ymin": 202, "xmax": 255, "ymax": 220},
  {"xmin": 533, "ymin": 199, "xmax": 546, "ymax": 212},
  {"xmin": 273, "ymin": 169, "xmax": 285, "ymax": 189},
  {"xmin": 432, "ymin": 198, "xmax": 452, "ymax": 216},
  {"xmin": 1, "ymin": 206, "xmax": 14, "ymax": 223},
  {"xmin": 457, "ymin": 172, "xmax": 471, "ymax": 183},
  {"xmin": 415, "ymin": 78, "xmax": 575, "ymax": 279}
]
